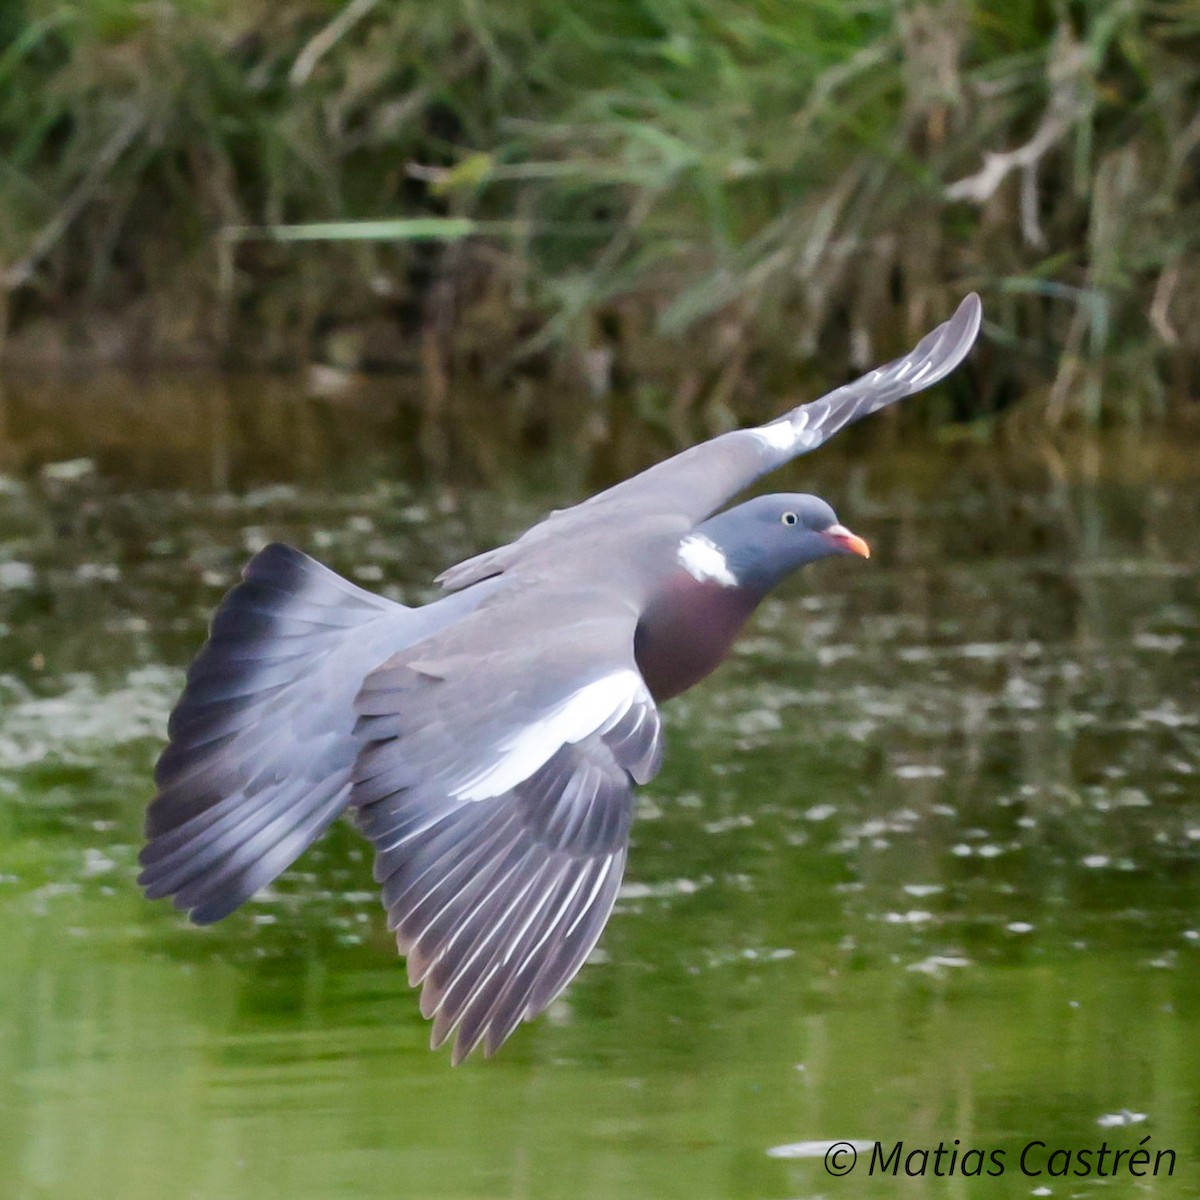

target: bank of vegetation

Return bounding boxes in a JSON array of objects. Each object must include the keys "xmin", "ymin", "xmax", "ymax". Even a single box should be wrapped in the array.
[{"xmin": 2, "ymin": 0, "xmax": 1198, "ymax": 425}]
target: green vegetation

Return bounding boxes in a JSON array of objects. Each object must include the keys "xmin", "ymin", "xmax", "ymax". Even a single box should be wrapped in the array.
[{"xmin": 2, "ymin": 0, "xmax": 1199, "ymax": 423}]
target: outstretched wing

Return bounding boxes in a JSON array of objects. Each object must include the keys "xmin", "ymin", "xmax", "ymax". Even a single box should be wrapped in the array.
[
  {"xmin": 438, "ymin": 294, "xmax": 982, "ymax": 591},
  {"xmin": 350, "ymin": 594, "xmax": 662, "ymax": 1064}
]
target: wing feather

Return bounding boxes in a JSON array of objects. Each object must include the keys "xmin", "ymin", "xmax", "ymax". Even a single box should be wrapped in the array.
[
  {"xmin": 436, "ymin": 295, "xmax": 982, "ymax": 592},
  {"xmin": 351, "ymin": 611, "xmax": 661, "ymax": 1063}
]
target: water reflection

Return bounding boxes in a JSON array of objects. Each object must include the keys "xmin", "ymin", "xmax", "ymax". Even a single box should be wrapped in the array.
[{"xmin": 0, "ymin": 372, "xmax": 1197, "ymax": 1198}]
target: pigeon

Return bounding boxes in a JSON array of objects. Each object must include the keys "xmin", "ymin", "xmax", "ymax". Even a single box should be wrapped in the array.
[{"xmin": 140, "ymin": 294, "xmax": 983, "ymax": 1062}]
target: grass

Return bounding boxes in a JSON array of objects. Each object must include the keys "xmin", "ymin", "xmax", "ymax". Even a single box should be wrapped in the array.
[{"xmin": 1, "ymin": 0, "xmax": 1199, "ymax": 426}]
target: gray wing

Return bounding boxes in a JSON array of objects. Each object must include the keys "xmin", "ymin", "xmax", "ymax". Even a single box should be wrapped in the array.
[
  {"xmin": 438, "ymin": 294, "xmax": 981, "ymax": 591},
  {"xmin": 350, "ymin": 597, "xmax": 662, "ymax": 1064}
]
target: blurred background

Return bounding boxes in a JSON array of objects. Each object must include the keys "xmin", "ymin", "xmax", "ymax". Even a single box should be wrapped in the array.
[{"xmin": 1, "ymin": 3, "xmax": 1199, "ymax": 1199}]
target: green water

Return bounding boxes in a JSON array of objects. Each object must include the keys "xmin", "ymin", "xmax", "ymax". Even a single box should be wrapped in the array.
[{"xmin": 0, "ymin": 376, "xmax": 1198, "ymax": 1198}]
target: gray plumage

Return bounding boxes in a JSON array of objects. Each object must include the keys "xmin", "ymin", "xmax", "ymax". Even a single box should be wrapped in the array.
[{"xmin": 140, "ymin": 294, "xmax": 982, "ymax": 1062}]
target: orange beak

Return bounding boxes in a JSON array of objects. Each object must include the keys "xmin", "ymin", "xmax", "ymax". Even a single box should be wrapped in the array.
[{"xmin": 824, "ymin": 523, "xmax": 871, "ymax": 559}]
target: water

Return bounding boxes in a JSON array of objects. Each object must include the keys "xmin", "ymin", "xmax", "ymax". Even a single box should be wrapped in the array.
[{"xmin": 0, "ymin": 374, "xmax": 1198, "ymax": 1198}]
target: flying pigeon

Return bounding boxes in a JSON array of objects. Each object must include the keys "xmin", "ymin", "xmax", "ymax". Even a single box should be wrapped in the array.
[{"xmin": 140, "ymin": 294, "xmax": 983, "ymax": 1063}]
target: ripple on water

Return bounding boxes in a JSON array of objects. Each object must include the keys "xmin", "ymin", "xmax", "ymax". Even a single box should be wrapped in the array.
[
  {"xmin": 766, "ymin": 1139, "xmax": 875, "ymax": 1158},
  {"xmin": 0, "ymin": 666, "xmax": 176, "ymax": 769}
]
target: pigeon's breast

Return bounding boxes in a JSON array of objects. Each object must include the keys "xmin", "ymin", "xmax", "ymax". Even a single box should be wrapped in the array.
[{"xmin": 633, "ymin": 570, "xmax": 762, "ymax": 702}]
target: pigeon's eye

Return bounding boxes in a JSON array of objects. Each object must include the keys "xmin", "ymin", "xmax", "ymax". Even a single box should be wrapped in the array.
[{"xmin": 781, "ymin": 511, "xmax": 798, "ymax": 526}]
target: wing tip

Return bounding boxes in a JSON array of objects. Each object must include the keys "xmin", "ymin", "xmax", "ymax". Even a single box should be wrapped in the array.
[
  {"xmin": 952, "ymin": 291, "xmax": 984, "ymax": 350},
  {"xmin": 895, "ymin": 289, "xmax": 984, "ymax": 393}
]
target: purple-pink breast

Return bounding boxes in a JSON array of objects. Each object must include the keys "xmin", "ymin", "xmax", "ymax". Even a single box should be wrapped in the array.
[{"xmin": 633, "ymin": 569, "xmax": 763, "ymax": 702}]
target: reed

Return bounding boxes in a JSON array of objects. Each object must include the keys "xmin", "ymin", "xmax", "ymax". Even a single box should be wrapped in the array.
[{"xmin": 2, "ymin": 0, "xmax": 1197, "ymax": 425}]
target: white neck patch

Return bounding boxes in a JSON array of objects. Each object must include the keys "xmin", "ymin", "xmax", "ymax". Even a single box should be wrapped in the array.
[{"xmin": 678, "ymin": 534, "xmax": 738, "ymax": 587}]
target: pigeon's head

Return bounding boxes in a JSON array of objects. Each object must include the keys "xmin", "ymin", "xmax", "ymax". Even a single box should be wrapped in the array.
[{"xmin": 690, "ymin": 493, "xmax": 870, "ymax": 594}]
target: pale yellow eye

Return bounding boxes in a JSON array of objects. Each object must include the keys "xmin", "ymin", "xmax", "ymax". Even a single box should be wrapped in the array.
[{"xmin": 781, "ymin": 511, "xmax": 798, "ymax": 526}]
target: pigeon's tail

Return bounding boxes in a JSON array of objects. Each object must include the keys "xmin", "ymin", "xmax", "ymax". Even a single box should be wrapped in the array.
[{"xmin": 138, "ymin": 543, "xmax": 418, "ymax": 925}]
